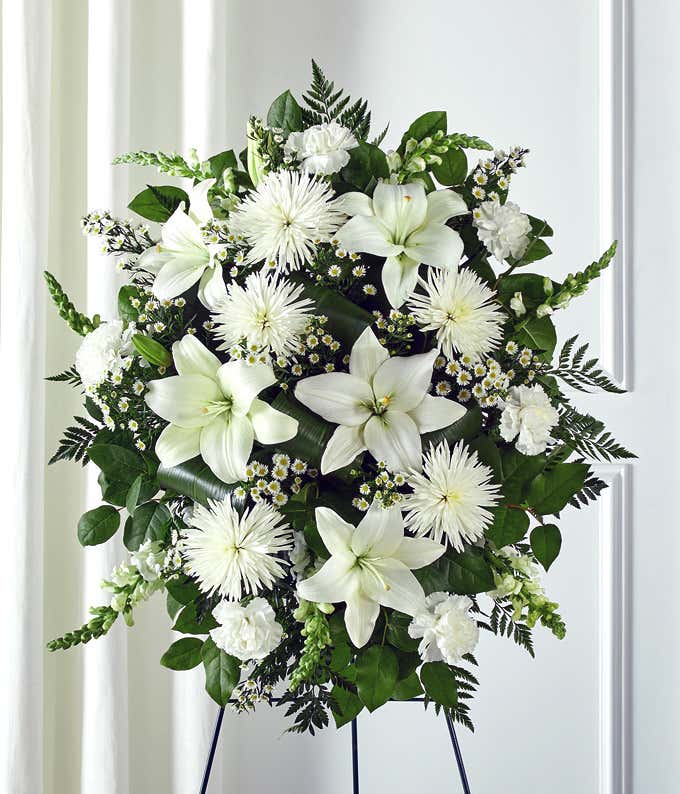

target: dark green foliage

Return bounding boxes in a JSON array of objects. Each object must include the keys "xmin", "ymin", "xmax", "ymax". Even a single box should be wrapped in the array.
[
  {"xmin": 556, "ymin": 405, "xmax": 635, "ymax": 462},
  {"xmin": 49, "ymin": 415, "xmax": 99, "ymax": 465},
  {"xmin": 301, "ymin": 60, "xmax": 371, "ymax": 139},
  {"xmin": 46, "ymin": 365, "xmax": 81, "ymax": 386},
  {"xmin": 569, "ymin": 473, "xmax": 609, "ymax": 510},
  {"xmin": 550, "ymin": 336, "xmax": 626, "ymax": 393}
]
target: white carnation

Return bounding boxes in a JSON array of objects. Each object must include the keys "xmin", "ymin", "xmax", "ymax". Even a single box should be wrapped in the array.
[
  {"xmin": 75, "ymin": 320, "xmax": 134, "ymax": 387},
  {"xmin": 473, "ymin": 199, "xmax": 531, "ymax": 261},
  {"xmin": 210, "ymin": 597, "xmax": 283, "ymax": 662},
  {"xmin": 499, "ymin": 384, "xmax": 559, "ymax": 455},
  {"xmin": 284, "ymin": 121, "xmax": 357, "ymax": 175},
  {"xmin": 408, "ymin": 593, "xmax": 479, "ymax": 664}
]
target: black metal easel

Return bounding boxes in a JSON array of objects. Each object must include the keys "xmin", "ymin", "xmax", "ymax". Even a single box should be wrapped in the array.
[{"xmin": 199, "ymin": 699, "xmax": 472, "ymax": 794}]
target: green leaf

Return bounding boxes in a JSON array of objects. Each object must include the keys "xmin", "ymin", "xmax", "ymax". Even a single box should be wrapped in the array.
[
  {"xmin": 117, "ymin": 285, "xmax": 139, "ymax": 323},
  {"xmin": 77, "ymin": 505, "xmax": 120, "ymax": 546},
  {"xmin": 207, "ymin": 149, "xmax": 237, "ymax": 179},
  {"xmin": 499, "ymin": 449, "xmax": 545, "ymax": 502},
  {"xmin": 266, "ymin": 90, "xmax": 303, "ymax": 135},
  {"xmin": 447, "ymin": 547, "xmax": 495, "ymax": 594},
  {"xmin": 392, "ymin": 670, "xmax": 423, "ymax": 700},
  {"xmin": 414, "ymin": 559, "xmax": 451, "ymax": 595},
  {"xmin": 125, "ymin": 474, "xmax": 144, "ymax": 516},
  {"xmin": 271, "ymin": 394, "xmax": 335, "ymax": 468},
  {"xmin": 331, "ymin": 685, "xmax": 364, "ymax": 728},
  {"xmin": 128, "ymin": 185, "xmax": 189, "ymax": 223},
  {"xmin": 400, "ymin": 111, "xmax": 447, "ymax": 149},
  {"xmin": 515, "ymin": 316, "xmax": 557, "ymax": 355},
  {"xmin": 422, "ymin": 406, "xmax": 482, "ymax": 449},
  {"xmin": 123, "ymin": 500, "xmax": 172, "ymax": 551},
  {"xmin": 485, "ymin": 506, "xmax": 529, "ymax": 547},
  {"xmin": 432, "ymin": 147, "xmax": 468, "ymax": 186},
  {"xmin": 98, "ymin": 471, "xmax": 157, "ymax": 508},
  {"xmin": 166, "ymin": 575, "xmax": 202, "ymax": 606},
  {"xmin": 160, "ymin": 637, "xmax": 204, "ymax": 670},
  {"xmin": 356, "ymin": 645, "xmax": 399, "ymax": 712},
  {"xmin": 340, "ymin": 141, "xmax": 389, "ymax": 191},
  {"xmin": 201, "ymin": 637, "xmax": 241, "ymax": 706},
  {"xmin": 420, "ymin": 662, "xmax": 458, "ymax": 707},
  {"xmin": 530, "ymin": 523, "xmax": 562, "ymax": 571},
  {"xmin": 386, "ymin": 613, "xmax": 419, "ymax": 652},
  {"xmin": 497, "ymin": 273, "xmax": 556, "ymax": 312},
  {"xmin": 132, "ymin": 333, "xmax": 172, "ymax": 367},
  {"xmin": 88, "ymin": 443, "xmax": 146, "ymax": 485},
  {"xmin": 329, "ymin": 642, "xmax": 353, "ymax": 674},
  {"xmin": 166, "ymin": 592, "xmax": 184, "ymax": 621},
  {"xmin": 518, "ymin": 238, "xmax": 552, "ymax": 265},
  {"xmin": 173, "ymin": 602, "xmax": 219, "ymax": 635},
  {"xmin": 467, "ymin": 435, "xmax": 502, "ymax": 480},
  {"xmin": 526, "ymin": 463, "xmax": 589, "ymax": 515},
  {"xmin": 157, "ymin": 457, "xmax": 241, "ymax": 507},
  {"xmin": 528, "ymin": 216, "xmax": 553, "ymax": 237}
]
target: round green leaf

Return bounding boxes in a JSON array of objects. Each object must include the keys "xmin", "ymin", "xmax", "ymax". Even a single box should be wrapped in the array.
[
  {"xmin": 201, "ymin": 637, "xmax": 241, "ymax": 706},
  {"xmin": 420, "ymin": 662, "xmax": 458, "ymax": 708},
  {"xmin": 526, "ymin": 462, "xmax": 588, "ymax": 515},
  {"xmin": 530, "ymin": 523, "xmax": 562, "ymax": 571},
  {"xmin": 160, "ymin": 637, "xmax": 204, "ymax": 670},
  {"xmin": 356, "ymin": 645, "xmax": 399, "ymax": 712},
  {"xmin": 432, "ymin": 147, "xmax": 467, "ymax": 186},
  {"xmin": 123, "ymin": 500, "xmax": 171, "ymax": 551},
  {"xmin": 485, "ymin": 506, "xmax": 530, "ymax": 547},
  {"xmin": 77, "ymin": 505, "xmax": 120, "ymax": 546},
  {"xmin": 447, "ymin": 547, "xmax": 495, "ymax": 594}
]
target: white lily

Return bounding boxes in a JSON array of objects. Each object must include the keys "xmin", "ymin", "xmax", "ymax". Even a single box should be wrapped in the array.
[
  {"xmin": 294, "ymin": 327, "xmax": 466, "ymax": 474},
  {"xmin": 297, "ymin": 502, "xmax": 445, "ymax": 648},
  {"xmin": 137, "ymin": 178, "xmax": 227, "ymax": 308},
  {"xmin": 335, "ymin": 181, "xmax": 467, "ymax": 308},
  {"xmin": 145, "ymin": 334, "xmax": 298, "ymax": 483}
]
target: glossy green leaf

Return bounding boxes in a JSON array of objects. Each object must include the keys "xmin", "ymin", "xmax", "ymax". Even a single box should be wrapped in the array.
[
  {"xmin": 88, "ymin": 443, "xmax": 146, "ymax": 484},
  {"xmin": 400, "ymin": 111, "xmax": 447, "ymax": 150},
  {"xmin": 173, "ymin": 602, "xmax": 219, "ymax": 635},
  {"xmin": 132, "ymin": 333, "xmax": 172, "ymax": 367},
  {"xmin": 422, "ymin": 406, "xmax": 482, "ymax": 449},
  {"xmin": 207, "ymin": 149, "xmax": 237, "ymax": 179},
  {"xmin": 266, "ymin": 90, "xmax": 303, "ymax": 135},
  {"xmin": 432, "ymin": 147, "xmax": 467, "ymax": 186},
  {"xmin": 515, "ymin": 316, "xmax": 557, "ymax": 355},
  {"xmin": 526, "ymin": 462, "xmax": 589, "ymax": 515},
  {"xmin": 166, "ymin": 575, "xmax": 202, "ymax": 606},
  {"xmin": 447, "ymin": 546, "xmax": 495, "ymax": 594},
  {"xmin": 118, "ymin": 285, "xmax": 139, "ymax": 323},
  {"xmin": 123, "ymin": 500, "xmax": 172, "ymax": 551},
  {"xmin": 160, "ymin": 637, "xmax": 203, "ymax": 670},
  {"xmin": 499, "ymin": 448, "xmax": 546, "ymax": 502},
  {"xmin": 125, "ymin": 474, "xmax": 144, "ymax": 516},
  {"xmin": 201, "ymin": 637, "xmax": 241, "ymax": 706},
  {"xmin": 271, "ymin": 393, "xmax": 335, "ymax": 468},
  {"xmin": 392, "ymin": 671, "xmax": 424, "ymax": 700},
  {"xmin": 77, "ymin": 505, "xmax": 120, "ymax": 546},
  {"xmin": 157, "ymin": 457, "xmax": 241, "ymax": 507},
  {"xmin": 420, "ymin": 662, "xmax": 458, "ymax": 707},
  {"xmin": 340, "ymin": 141, "xmax": 389, "ymax": 192},
  {"xmin": 128, "ymin": 185, "xmax": 188, "ymax": 223},
  {"xmin": 331, "ymin": 685, "xmax": 364, "ymax": 728},
  {"xmin": 530, "ymin": 523, "xmax": 562, "ymax": 571},
  {"xmin": 485, "ymin": 506, "xmax": 530, "ymax": 547},
  {"xmin": 356, "ymin": 645, "xmax": 399, "ymax": 712}
]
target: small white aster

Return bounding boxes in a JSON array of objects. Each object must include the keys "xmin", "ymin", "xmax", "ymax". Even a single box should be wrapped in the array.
[
  {"xmin": 183, "ymin": 498, "xmax": 293, "ymax": 601},
  {"xmin": 228, "ymin": 170, "xmax": 345, "ymax": 271},
  {"xmin": 403, "ymin": 441, "xmax": 500, "ymax": 550},
  {"xmin": 408, "ymin": 268, "xmax": 504, "ymax": 361}
]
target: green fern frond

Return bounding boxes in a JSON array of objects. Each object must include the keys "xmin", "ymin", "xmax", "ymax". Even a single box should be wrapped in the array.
[
  {"xmin": 301, "ymin": 60, "xmax": 372, "ymax": 139},
  {"xmin": 550, "ymin": 336, "xmax": 625, "ymax": 393}
]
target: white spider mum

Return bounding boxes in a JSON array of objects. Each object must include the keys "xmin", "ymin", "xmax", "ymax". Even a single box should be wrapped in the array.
[
  {"xmin": 407, "ymin": 268, "xmax": 504, "ymax": 361},
  {"xmin": 403, "ymin": 441, "xmax": 500, "ymax": 550},
  {"xmin": 212, "ymin": 269, "xmax": 315, "ymax": 358},
  {"xmin": 228, "ymin": 170, "xmax": 345, "ymax": 271},
  {"xmin": 183, "ymin": 498, "xmax": 293, "ymax": 601}
]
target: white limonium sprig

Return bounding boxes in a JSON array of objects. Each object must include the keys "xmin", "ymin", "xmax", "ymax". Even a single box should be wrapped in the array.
[
  {"xmin": 335, "ymin": 181, "xmax": 468, "ymax": 308},
  {"xmin": 284, "ymin": 121, "xmax": 358, "ymax": 175},
  {"xmin": 295, "ymin": 327, "xmax": 466, "ymax": 474},
  {"xmin": 407, "ymin": 267, "xmax": 505, "ymax": 361},
  {"xmin": 211, "ymin": 270, "xmax": 315, "ymax": 359},
  {"xmin": 228, "ymin": 169, "xmax": 346, "ymax": 271},
  {"xmin": 145, "ymin": 334, "xmax": 298, "ymax": 483},
  {"xmin": 402, "ymin": 440, "xmax": 500, "ymax": 550},
  {"xmin": 183, "ymin": 498, "xmax": 293, "ymax": 601}
]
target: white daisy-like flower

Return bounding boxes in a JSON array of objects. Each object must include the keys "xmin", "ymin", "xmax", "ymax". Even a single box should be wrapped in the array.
[
  {"xmin": 228, "ymin": 170, "xmax": 345, "ymax": 271},
  {"xmin": 183, "ymin": 498, "xmax": 293, "ymax": 601},
  {"xmin": 402, "ymin": 441, "xmax": 500, "ymax": 550},
  {"xmin": 211, "ymin": 270, "xmax": 315, "ymax": 359},
  {"xmin": 407, "ymin": 268, "xmax": 505, "ymax": 361},
  {"xmin": 473, "ymin": 199, "xmax": 531, "ymax": 261},
  {"xmin": 408, "ymin": 592, "xmax": 479, "ymax": 664}
]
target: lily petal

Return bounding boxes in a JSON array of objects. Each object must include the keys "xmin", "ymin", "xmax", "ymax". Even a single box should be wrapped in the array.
[
  {"xmin": 155, "ymin": 423, "xmax": 201, "ymax": 468},
  {"xmin": 373, "ymin": 181, "xmax": 427, "ymax": 241},
  {"xmin": 410, "ymin": 395, "xmax": 467, "ymax": 433},
  {"xmin": 172, "ymin": 334, "xmax": 221, "ymax": 379},
  {"xmin": 145, "ymin": 374, "xmax": 223, "ymax": 428},
  {"xmin": 372, "ymin": 348, "xmax": 438, "ymax": 413},
  {"xmin": 364, "ymin": 411, "xmax": 422, "ymax": 473},
  {"xmin": 314, "ymin": 507, "xmax": 355, "ymax": 556},
  {"xmin": 295, "ymin": 373, "xmax": 373, "ymax": 426},
  {"xmin": 249, "ymin": 398, "xmax": 298, "ymax": 444},
  {"xmin": 336, "ymin": 215, "xmax": 402, "ymax": 258},
  {"xmin": 403, "ymin": 225, "xmax": 463, "ymax": 268},
  {"xmin": 351, "ymin": 502, "xmax": 404, "ymax": 559},
  {"xmin": 425, "ymin": 189, "xmax": 468, "ymax": 224},
  {"xmin": 349, "ymin": 327, "xmax": 389, "ymax": 384},
  {"xmin": 321, "ymin": 424, "xmax": 366, "ymax": 474},
  {"xmin": 199, "ymin": 413, "xmax": 253, "ymax": 483},
  {"xmin": 393, "ymin": 535, "xmax": 446, "ymax": 569},
  {"xmin": 344, "ymin": 588, "xmax": 381, "ymax": 648},
  {"xmin": 197, "ymin": 264, "xmax": 227, "ymax": 310},
  {"xmin": 217, "ymin": 360, "xmax": 276, "ymax": 414},
  {"xmin": 333, "ymin": 191, "xmax": 373, "ymax": 216},
  {"xmin": 161, "ymin": 204, "xmax": 206, "ymax": 252},
  {"xmin": 137, "ymin": 244, "xmax": 170, "ymax": 274},
  {"xmin": 297, "ymin": 551, "xmax": 358, "ymax": 603},
  {"xmin": 187, "ymin": 178, "xmax": 216, "ymax": 226},
  {"xmin": 382, "ymin": 255, "xmax": 420, "ymax": 308},
  {"xmin": 152, "ymin": 257, "xmax": 207, "ymax": 301},
  {"xmin": 361, "ymin": 557, "xmax": 426, "ymax": 616}
]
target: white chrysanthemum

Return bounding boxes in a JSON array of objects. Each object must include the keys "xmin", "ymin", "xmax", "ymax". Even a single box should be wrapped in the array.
[
  {"xmin": 183, "ymin": 498, "xmax": 293, "ymax": 601},
  {"xmin": 228, "ymin": 170, "xmax": 345, "ymax": 271},
  {"xmin": 403, "ymin": 441, "xmax": 500, "ymax": 550},
  {"xmin": 75, "ymin": 320, "xmax": 134, "ymax": 387},
  {"xmin": 408, "ymin": 593, "xmax": 479, "ymax": 664},
  {"xmin": 407, "ymin": 268, "xmax": 505, "ymax": 360},
  {"xmin": 499, "ymin": 384, "xmax": 559, "ymax": 455},
  {"xmin": 210, "ymin": 597, "xmax": 283, "ymax": 661},
  {"xmin": 284, "ymin": 121, "xmax": 358, "ymax": 175},
  {"xmin": 212, "ymin": 270, "xmax": 315, "ymax": 358},
  {"xmin": 473, "ymin": 199, "xmax": 531, "ymax": 261}
]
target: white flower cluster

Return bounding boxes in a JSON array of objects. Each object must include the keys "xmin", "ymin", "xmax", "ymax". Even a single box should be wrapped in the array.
[
  {"xmin": 473, "ymin": 199, "xmax": 531, "ymax": 261},
  {"xmin": 75, "ymin": 320, "xmax": 135, "ymax": 388},
  {"xmin": 408, "ymin": 593, "xmax": 479, "ymax": 664},
  {"xmin": 210, "ymin": 597, "xmax": 283, "ymax": 661},
  {"xmin": 500, "ymin": 384, "xmax": 559, "ymax": 456},
  {"xmin": 284, "ymin": 121, "xmax": 357, "ymax": 175}
]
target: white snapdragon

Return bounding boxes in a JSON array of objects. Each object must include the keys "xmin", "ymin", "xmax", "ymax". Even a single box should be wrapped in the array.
[
  {"xmin": 75, "ymin": 320, "xmax": 135, "ymax": 387},
  {"xmin": 129, "ymin": 540, "xmax": 165, "ymax": 582},
  {"xmin": 473, "ymin": 199, "xmax": 531, "ymax": 261},
  {"xmin": 284, "ymin": 121, "xmax": 357, "ymax": 175},
  {"xmin": 408, "ymin": 593, "xmax": 479, "ymax": 664},
  {"xmin": 499, "ymin": 384, "xmax": 559, "ymax": 456},
  {"xmin": 210, "ymin": 597, "xmax": 283, "ymax": 661}
]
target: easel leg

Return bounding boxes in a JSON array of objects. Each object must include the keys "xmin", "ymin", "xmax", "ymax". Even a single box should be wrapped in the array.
[
  {"xmin": 351, "ymin": 718, "xmax": 359, "ymax": 794},
  {"xmin": 444, "ymin": 711, "xmax": 472, "ymax": 794},
  {"xmin": 199, "ymin": 706, "xmax": 225, "ymax": 794}
]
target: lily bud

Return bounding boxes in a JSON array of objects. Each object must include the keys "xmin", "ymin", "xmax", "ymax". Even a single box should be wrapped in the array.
[
  {"xmin": 543, "ymin": 276, "xmax": 553, "ymax": 296},
  {"xmin": 246, "ymin": 119, "xmax": 267, "ymax": 187}
]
